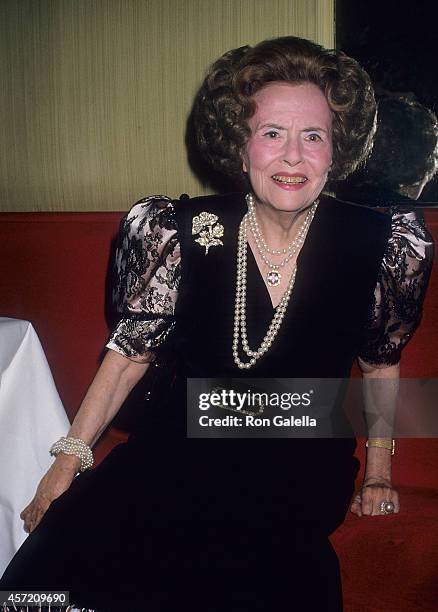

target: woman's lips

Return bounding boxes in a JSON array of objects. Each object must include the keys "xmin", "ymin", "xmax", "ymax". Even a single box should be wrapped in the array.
[{"xmin": 271, "ymin": 174, "xmax": 308, "ymax": 190}]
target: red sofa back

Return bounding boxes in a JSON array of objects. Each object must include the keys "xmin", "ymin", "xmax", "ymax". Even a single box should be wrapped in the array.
[
  {"xmin": 1, "ymin": 208, "xmax": 437, "ymax": 486},
  {"xmin": 0, "ymin": 212, "xmax": 123, "ymax": 420}
]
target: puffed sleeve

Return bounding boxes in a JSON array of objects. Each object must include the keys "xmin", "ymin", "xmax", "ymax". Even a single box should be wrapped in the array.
[
  {"xmin": 358, "ymin": 207, "xmax": 434, "ymax": 366},
  {"xmin": 105, "ymin": 195, "xmax": 180, "ymax": 363}
]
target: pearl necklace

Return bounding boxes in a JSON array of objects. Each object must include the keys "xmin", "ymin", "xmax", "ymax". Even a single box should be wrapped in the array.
[
  {"xmin": 232, "ymin": 198, "xmax": 318, "ymax": 370},
  {"xmin": 247, "ymin": 193, "xmax": 300, "ymax": 254},
  {"xmin": 246, "ymin": 193, "xmax": 317, "ymax": 287}
]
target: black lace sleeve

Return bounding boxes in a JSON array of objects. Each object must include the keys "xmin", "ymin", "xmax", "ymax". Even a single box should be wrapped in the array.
[
  {"xmin": 106, "ymin": 195, "xmax": 180, "ymax": 363},
  {"xmin": 359, "ymin": 207, "xmax": 434, "ymax": 366}
]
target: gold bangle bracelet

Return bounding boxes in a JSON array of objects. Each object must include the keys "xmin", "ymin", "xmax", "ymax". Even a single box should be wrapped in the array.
[{"xmin": 366, "ymin": 438, "xmax": 395, "ymax": 455}]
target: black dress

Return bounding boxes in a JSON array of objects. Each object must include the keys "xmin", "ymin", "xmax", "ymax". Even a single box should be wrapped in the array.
[{"xmin": 0, "ymin": 192, "xmax": 432, "ymax": 611}]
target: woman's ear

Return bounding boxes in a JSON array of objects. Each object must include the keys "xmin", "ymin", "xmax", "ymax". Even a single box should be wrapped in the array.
[{"xmin": 326, "ymin": 159, "xmax": 333, "ymax": 177}]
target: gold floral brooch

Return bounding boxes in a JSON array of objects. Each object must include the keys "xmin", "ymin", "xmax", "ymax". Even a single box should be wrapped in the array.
[{"xmin": 192, "ymin": 212, "xmax": 224, "ymax": 254}]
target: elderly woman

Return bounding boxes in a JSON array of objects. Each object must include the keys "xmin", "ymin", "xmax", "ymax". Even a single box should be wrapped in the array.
[{"xmin": 1, "ymin": 37, "xmax": 433, "ymax": 611}]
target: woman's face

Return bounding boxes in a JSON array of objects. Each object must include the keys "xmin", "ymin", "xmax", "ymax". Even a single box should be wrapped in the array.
[{"xmin": 242, "ymin": 82, "xmax": 333, "ymax": 214}]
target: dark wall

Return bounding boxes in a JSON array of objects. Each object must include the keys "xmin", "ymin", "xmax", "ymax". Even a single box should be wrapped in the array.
[{"xmin": 336, "ymin": 0, "xmax": 438, "ymax": 201}]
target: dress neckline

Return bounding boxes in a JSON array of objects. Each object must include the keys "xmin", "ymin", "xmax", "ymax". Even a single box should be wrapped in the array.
[{"xmin": 244, "ymin": 202, "xmax": 322, "ymax": 311}]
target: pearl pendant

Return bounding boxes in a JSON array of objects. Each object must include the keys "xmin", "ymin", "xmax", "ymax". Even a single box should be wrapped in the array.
[{"xmin": 266, "ymin": 270, "xmax": 281, "ymax": 287}]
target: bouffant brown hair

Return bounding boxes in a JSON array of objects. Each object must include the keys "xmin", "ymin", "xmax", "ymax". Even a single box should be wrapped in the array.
[{"xmin": 193, "ymin": 36, "xmax": 376, "ymax": 181}]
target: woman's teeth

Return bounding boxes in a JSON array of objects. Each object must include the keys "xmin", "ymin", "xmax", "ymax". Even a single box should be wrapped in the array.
[{"xmin": 272, "ymin": 175, "xmax": 307, "ymax": 184}]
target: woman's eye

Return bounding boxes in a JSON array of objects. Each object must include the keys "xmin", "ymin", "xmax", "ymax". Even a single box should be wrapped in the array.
[
  {"xmin": 306, "ymin": 133, "xmax": 323, "ymax": 142},
  {"xmin": 263, "ymin": 130, "xmax": 280, "ymax": 138}
]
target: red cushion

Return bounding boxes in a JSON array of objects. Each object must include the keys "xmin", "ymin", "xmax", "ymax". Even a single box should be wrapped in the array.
[
  {"xmin": 0, "ymin": 212, "xmax": 124, "ymax": 420},
  {"xmin": 331, "ymin": 485, "xmax": 438, "ymax": 612}
]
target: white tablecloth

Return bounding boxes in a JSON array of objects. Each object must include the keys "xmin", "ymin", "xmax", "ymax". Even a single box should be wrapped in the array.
[{"xmin": 0, "ymin": 318, "xmax": 69, "ymax": 576}]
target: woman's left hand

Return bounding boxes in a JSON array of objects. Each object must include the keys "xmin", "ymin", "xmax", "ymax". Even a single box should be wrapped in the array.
[{"xmin": 350, "ymin": 478, "xmax": 400, "ymax": 517}]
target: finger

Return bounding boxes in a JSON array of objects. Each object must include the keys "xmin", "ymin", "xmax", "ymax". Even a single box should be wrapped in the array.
[
  {"xmin": 361, "ymin": 490, "xmax": 374, "ymax": 515},
  {"xmin": 350, "ymin": 503, "xmax": 362, "ymax": 517},
  {"xmin": 370, "ymin": 489, "xmax": 388, "ymax": 516},
  {"xmin": 350, "ymin": 494, "xmax": 362, "ymax": 516},
  {"xmin": 366, "ymin": 492, "xmax": 382, "ymax": 515},
  {"xmin": 30, "ymin": 507, "xmax": 44, "ymax": 531},
  {"xmin": 25, "ymin": 505, "xmax": 42, "ymax": 533},
  {"xmin": 33, "ymin": 516, "xmax": 43, "ymax": 531},
  {"xmin": 20, "ymin": 504, "xmax": 31, "ymax": 520},
  {"xmin": 24, "ymin": 514, "xmax": 34, "ymax": 533},
  {"xmin": 21, "ymin": 511, "xmax": 31, "ymax": 532},
  {"xmin": 360, "ymin": 486, "xmax": 383, "ymax": 516},
  {"xmin": 24, "ymin": 512, "xmax": 37, "ymax": 533},
  {"xmin": 31, "ymin": 501, "xmax": 50, "ymax": 531},
  {"xmin": 27, "ymin": 515, "xmax": 38, "ymax": 534},
  {"xmin": 21, "ymin": 498, "xmax": 40, "ymax": 520}
]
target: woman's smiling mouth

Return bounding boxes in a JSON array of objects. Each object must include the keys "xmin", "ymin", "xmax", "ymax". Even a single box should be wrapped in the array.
[
  {"xmin": 271, "ymin": 174, "xmax": 308, "ymax": 189},
  {"xmin": 272, "ymin": 174, "xmax": 308, "ymax": 184}
]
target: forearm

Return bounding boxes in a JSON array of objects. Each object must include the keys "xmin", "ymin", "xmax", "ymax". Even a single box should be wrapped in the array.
[
  {"xmin": 52, "ymin": 350, "xmax": 149, "ymax": 474},
  {"xmin": 67, "ymin": 349, "xmax": 150, "ymax": 446},
  {"xmin": 358, "ymin": 359, "xmax": 400, "ymax": 482}
]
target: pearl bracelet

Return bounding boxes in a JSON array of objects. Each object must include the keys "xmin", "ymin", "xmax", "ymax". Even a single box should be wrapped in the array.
[{"xmin": 50, "ymin": 436, "xmax": 94, "ymax": 472}]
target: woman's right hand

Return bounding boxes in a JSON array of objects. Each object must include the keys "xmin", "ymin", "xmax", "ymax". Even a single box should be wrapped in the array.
[
  {"xmin": 20, "ymin": 454, "xmax": 80, "ymax": 533},
  {"xmin": 20, "ymin": 351, "xmax": 150, "ymax": 534}
]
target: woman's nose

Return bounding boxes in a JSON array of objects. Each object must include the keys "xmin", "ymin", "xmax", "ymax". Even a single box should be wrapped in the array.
[{"xmin": 282, "ymin": 136, "xmax": 303, "ymax": 166}]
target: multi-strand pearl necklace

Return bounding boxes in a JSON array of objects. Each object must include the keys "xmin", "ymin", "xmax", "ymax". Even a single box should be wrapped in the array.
[
  {"xmin": 246, "ymin": 192, "xmax": 317, "ymax": 287},
  {"xmin": 232, "ymin": 195, "xmax": 318, "ymax": 370}
]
